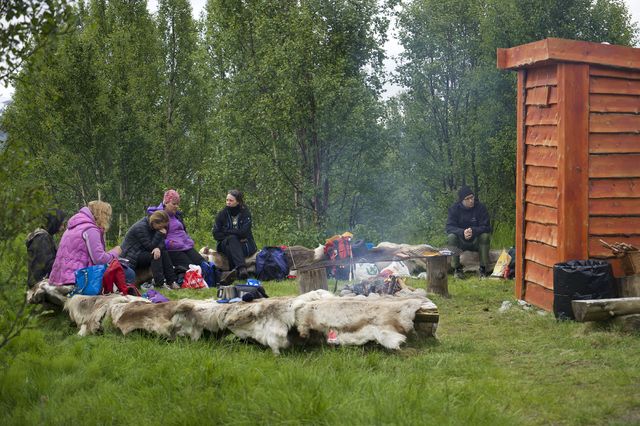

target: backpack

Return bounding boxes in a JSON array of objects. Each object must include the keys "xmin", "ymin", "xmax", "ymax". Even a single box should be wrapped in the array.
[
  {"xmin": 200, "ymin": 261, "xmax": 218, "ymax": 287},
  {"xmin": 255, "ymin": 247, "xmax": 289, "ymax": 281},
  {"xmin": 325, "ymin": 236, "xmax": 353, "ymax": 280}
]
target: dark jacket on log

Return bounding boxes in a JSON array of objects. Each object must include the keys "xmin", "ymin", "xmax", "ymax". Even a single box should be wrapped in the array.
[
  {"xmin": 446, "ymin": 200, "xmax": 491, "ymax": 239},
  {"xmin": 121, "ymin": 217, "xmax": 166, "ymax": 269},
  {"xmin": 26, "ymin": 209, "xmax": 66, "ymax": 288},
  {"xmin": 26, "ymin": 229, "xmax": 57, "ymax": 288},
  {"xmin": 212, "ymin": 205, "xmax": 257, "ymax": 257}
]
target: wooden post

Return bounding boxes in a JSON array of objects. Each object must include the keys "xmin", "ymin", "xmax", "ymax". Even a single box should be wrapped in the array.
[
  {"xmin": 514, "ymin": 70, "xmax": 526, "ymax": 300},
  {"xmin": 557, "ymin": 62, "xmax": 589, "ymax": 261},
  {"xmin": 298, "ymin": 269, "xmax": 328, "ymax": 294},
  {"xmin": 426, "ymin": 256, "xmax": 449, "ymax": 297}
]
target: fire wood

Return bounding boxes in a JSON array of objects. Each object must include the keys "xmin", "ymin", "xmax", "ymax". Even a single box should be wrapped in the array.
[{"xmin": 571, "ymin": 297, "xmax": 640, "ymax": 322}]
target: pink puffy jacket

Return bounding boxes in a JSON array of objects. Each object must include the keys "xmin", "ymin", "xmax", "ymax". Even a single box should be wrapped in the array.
[{"xmin": 49, "ymin": 207, "xmax": 118, "ymax": 285}]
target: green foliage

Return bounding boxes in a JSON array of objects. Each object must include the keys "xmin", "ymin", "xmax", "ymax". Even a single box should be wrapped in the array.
[
  {"xmin": 391, "ymin": 0, "xmax": 636, "ymax": 245},
  {"xmin": 1, "ymin": 280, "xmax": 639, "ymax": 424},
  {"xmin": 0, "ymin": 143, "xmax": 51, "ymax": 350},
  {"xmin": 0, "ymin": 0, "xmax": 75, "ymax": 82}
]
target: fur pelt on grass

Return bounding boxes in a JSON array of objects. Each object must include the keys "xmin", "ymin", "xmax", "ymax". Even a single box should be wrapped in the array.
[
  {"xmin": 27, "ymin": 279, "xmax": 72, "ymax": 307},
  {"xmin": 294, "ymin": 295, "xmax": 424, "ymax": 350},
  {"xmin": 64, "ymin": 294, "xmax": 150, "ymax": 336},
  {"xmin": 61, "ymin": 289, "xmax": 435, "ymax": 354}
]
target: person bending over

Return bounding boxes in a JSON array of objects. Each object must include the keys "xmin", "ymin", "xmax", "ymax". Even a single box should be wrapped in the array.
[
  {"xmin": 212, "ymin": 190, "xmax": 257, "ymax": 279},
  {"xmin": 147, "ymin": 189, "xmax": 203, "ymax": 272},
  {"xmin": 26, "ymin": 209, "xmax": 66, "ymax": 288},
  {"xmin": 446, "ymin": 185, "xmax": 491, "ymax": 279},
  {"xmin": 121, "ymin": 210, "xmax": 179, "ymax": 290},
  {"xmin": 49, "ymin": 201, "xmax": 121, "ymax": 286}
]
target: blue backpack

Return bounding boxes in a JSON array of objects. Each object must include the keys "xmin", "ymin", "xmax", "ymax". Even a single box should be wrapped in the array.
[
  {"xmin": 255, "ymin": 247, "xmax": 289, "ymax": 281},
  {"xmin": 200, "ymin": 261, "xmax": 219, "ymax": 287}
]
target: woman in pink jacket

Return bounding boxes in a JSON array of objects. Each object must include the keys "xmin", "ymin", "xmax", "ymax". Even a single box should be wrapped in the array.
[{"xmin": 49, "ymin": 201, "xmax": 121, "ymax": 285}]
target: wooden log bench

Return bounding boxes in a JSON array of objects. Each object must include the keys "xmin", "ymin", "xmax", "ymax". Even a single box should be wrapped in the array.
[{"xmin": 571, "ymin": 297, "xmax": 640, "ymax": 331}]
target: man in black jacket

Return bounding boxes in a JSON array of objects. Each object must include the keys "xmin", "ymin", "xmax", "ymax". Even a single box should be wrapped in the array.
[{"xmin": 446, "ymin": 186, "xmax": 491, "ymax": 278}]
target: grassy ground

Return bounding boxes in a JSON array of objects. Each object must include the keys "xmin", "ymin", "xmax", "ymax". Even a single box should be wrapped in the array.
[{"xmin": 1, "ymin": 276, "xmax": 638, "ymax": 425}]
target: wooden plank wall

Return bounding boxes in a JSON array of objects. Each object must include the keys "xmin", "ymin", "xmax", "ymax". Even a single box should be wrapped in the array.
[
  {"xmin": 588, "ymin": 65, "xmax": 640, "ymax": 272},
  {"xmin": 522, "ymin": 65, "xmax": 558, "ymax": 309}
]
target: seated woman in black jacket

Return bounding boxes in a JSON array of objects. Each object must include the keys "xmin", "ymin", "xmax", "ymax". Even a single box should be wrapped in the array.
[
  {"xmin": 121, "ymin": 210, "xmax": 179, "ymax": 290},
  {"xmin": 212, "ymin": 190, "xmax": 257, "ymax": 279}
]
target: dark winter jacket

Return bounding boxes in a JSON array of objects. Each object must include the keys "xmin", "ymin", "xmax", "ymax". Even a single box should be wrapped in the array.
[
  {"xmin": 212, "ymin": 206, "xmax": 257, "ymax": 256},
  {"xmin": 121, "ymin": 217, "xmax": 167, "ymax": 269},
  {"xmin": 26, "ymin": 229, "xmax": 57, "ymax": 288},
  {"xmin": 26, "ymin": 209, "xmax": 66, "ymax": 287},
  {"xmin": 446, "ymin": 200, "xmax": 491, "ymax": 240}
]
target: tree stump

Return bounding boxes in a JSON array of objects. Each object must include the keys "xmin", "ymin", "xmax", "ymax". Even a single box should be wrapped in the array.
[
  {"xmin": 298, "ymin": 269, "xmax": 328, "ymax": 294},
  {"xmin": 426, "ymin": 255, "xmax": 449, "ymax": 297}
]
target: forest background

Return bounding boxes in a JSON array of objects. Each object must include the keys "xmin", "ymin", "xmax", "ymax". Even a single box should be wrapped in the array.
[{"xmin": 1, "ymin": 0, "xmax": 638, "ymax": 253}]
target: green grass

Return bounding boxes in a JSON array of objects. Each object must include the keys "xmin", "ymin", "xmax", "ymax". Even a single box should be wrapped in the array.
[{"xmin": 1, "ymin": 278, "xmax": 639, "ymax": 425}]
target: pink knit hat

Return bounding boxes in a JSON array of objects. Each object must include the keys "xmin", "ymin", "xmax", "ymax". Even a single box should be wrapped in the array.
[{"xmin": 163, "ymin": 189, "xmax": 180, "ymax": 204}]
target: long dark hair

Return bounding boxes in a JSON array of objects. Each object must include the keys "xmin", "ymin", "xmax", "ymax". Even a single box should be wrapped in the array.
[{"xmin": 228, "ymin": 189, "xmax": 245, "ymax": 206}]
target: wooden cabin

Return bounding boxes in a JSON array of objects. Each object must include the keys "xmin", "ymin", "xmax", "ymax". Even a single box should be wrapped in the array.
[{"xmin": 497, "ymin": 38, "xmax": 640, "ymax": 311}]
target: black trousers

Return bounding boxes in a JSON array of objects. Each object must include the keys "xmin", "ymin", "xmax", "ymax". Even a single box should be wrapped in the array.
[
  {"xmin": 168, "ymin": 248, "xmax": 203, "ymax": 272},
  {"xmin": 137, "ymin": 250, "xmax": 177, "ymax": 284},
  {"xmin": 217, "ymin": 235, "xmax": 246, "ymax": 270}
]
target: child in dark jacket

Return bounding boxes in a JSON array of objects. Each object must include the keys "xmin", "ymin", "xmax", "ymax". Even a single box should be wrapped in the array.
[
  {"xmin": 121, "ymin": 210, "xmax": 180, "ymax": 290},
  {"xmin": 26, "ymin": 209, "xmax": 66, "ymax": 288}
]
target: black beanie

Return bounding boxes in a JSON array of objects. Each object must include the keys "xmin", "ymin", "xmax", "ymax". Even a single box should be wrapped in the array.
[{"xmin": 458, "ymin": 186, "xmax": 474, "ymax": 202}]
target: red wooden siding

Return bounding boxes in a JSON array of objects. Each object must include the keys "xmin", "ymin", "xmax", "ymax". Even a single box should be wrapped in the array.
[
  {"xmin": 521, "ymin": 65, "xmax": 559, "ymax": 300},
  {"xmin": 588, "ymin": 65, "xmax": 640, "ymax": 263}
]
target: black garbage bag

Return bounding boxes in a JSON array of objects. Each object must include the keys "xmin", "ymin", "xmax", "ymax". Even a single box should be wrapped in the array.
[{"xmin": 553, "ymin": 260, "xmax": 617, "ymax": 320}]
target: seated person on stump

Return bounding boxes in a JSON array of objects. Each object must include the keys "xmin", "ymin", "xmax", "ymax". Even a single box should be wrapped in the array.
[
  {"xmin": 446, "ymin": 185, "xmax": 491, "ymax": 278},
  {"xmin": 212, "ymin": 190, "xmax": 257, "ymax": 280},
  {"xmin": 121, "ymin": 210, "xmax": 179, "ymax": 290}
]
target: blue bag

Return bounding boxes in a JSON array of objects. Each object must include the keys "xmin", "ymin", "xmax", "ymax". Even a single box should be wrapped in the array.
[
  {"xmin": 200, "ymin": 261, "xmax": 219, "ymax": 287},
  {"xmin": 69, "ymin": 264, "xmax": 108, "ymax": 297}
]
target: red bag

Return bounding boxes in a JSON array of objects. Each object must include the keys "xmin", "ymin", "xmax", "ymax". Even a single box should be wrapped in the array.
[
  {"xmin": 182, "ymin": 267, "xmax": 206, "ymax": 289},
  {"xmin": 102, "ymin": 260, "xmax": 126, "ymax": 294}
]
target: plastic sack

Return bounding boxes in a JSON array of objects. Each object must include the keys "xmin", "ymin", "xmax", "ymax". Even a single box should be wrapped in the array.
[
  {"xmin": 378, "ymin": 261, "xmax": 411, "ymax": 277},
  {"xmin": 182, "ymin": 264, "xmax": 207, "ymax": 289},
  {"xmin": 491, "ymin": 249, "xmax": 512, "ymax": 278},
  {"xmin": 354, "ymin": 262, "xmax": 379, "ymax": 281},
  {"xmin": 553, "ymin": 260, "xmax": 616, "ymax": 320}
]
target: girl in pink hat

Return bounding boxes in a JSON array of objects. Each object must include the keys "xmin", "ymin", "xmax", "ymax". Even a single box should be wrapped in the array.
[{"xmin": 146, "ymin": 189, "xmax": 203, "ymax": 273}]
